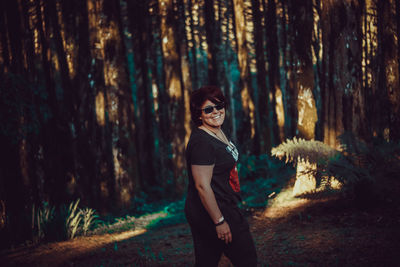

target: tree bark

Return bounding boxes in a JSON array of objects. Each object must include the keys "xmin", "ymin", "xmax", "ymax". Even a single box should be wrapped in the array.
[
  {"xmin": 251, "ymin": 0, "xmax": 267, "ymax": 155},
  {"xmin": 204, "ymin": 0, "xmax": 219, "ymax": 85},
  {"xmin": 159, "ymin": 0, "xmax": 187, "ymax": 195},
  {"xmin": 232, "ymin": 0, "xmax": 255, "ymax": 153}
]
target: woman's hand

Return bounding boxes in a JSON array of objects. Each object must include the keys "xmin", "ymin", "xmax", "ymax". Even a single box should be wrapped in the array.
[{"xmin": 216, "ymin": 221, "xmax": 232, "ymax": 244}]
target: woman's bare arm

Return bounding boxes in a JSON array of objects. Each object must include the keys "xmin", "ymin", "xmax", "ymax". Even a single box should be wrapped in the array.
[{"xmin": 191, "ymin": 164, "xmax": 232, "ymax": 243}]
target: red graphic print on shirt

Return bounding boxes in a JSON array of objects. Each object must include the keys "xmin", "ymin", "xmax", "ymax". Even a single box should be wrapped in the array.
[{"xmin": 229, "ymin": 163, "xmax": 240, "ymax": 192}]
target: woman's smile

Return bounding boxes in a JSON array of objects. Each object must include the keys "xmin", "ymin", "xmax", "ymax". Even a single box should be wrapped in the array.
[{"xmin": 200, "ymin": 100, "xmax": 225, "ymax": 128}]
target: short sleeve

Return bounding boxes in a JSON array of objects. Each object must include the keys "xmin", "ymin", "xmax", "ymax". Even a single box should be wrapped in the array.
[{"xmin": 189, "ymin": 137, "xmax": 215, "ymax": 165}]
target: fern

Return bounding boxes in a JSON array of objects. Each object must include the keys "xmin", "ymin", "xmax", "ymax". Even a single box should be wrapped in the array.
[
  {"xmin": 271, "ymin": 137, "xmax": 339, "ymax": 165},
  {"xmin": 32, "ymin": 202, "xmax": 55, "ymax": 242},
  {"xmin": 81, "ymin": 207, "xmax": 98, "ymax": 236},
  {"xmin": 273, "ymin": 133, "xmax": 400, "ymax": 203},
  {"xmin": 66, "ymin": 199, "xmax": 82, "ymax": 239}
]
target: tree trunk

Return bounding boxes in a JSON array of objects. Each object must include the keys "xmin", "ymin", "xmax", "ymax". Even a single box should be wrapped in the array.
[
  {"xmin": 232, "ymin": 0, "xmax": 255, "ymax": 153},
  {"xmin": 264, "ymin": 0, "xmax": 281, "ymax": 146},
  {"xmin": 187, "ymin": 0, "xmax": 199, "ymax": 90},
  {"xmin": 102, "ymin": 0, "xmax": 139, "ymax": 206},
  {"xmin": 376, "ymin": 0, "xmax": 398, "ymax": 141},
  {"xmin": 204, "ymin": 0, "xmax": 219, "ymax": 85},
  {"xmin": 394, "ymin": 0, "xmax": 400, "ymax": 140},
  {"xmin": 159, "ymin": 0, "xmax": 187, "ymax": 194},
  {"xmin": 251, "ymin": 0, "xmax": 267, "ymax": 155}
]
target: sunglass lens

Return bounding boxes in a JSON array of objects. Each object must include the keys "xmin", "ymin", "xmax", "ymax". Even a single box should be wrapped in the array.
[
  {"xmin": 216, "ymin": 103, "xmax": 225, "ymax": 110},
  {"xmin": 204, "ymin": 107, "xmax": 213, "ymax": 114}
]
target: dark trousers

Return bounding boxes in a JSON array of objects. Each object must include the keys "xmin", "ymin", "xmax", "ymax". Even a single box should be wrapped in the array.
[{"xmin": 186, "ymin": 201, "xmax": 257, "ymax": 267}]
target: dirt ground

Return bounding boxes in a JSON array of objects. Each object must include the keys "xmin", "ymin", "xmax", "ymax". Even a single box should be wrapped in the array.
[{"xmin": 2, "ymin": 189, "xmax": 400, "ymax": 267}]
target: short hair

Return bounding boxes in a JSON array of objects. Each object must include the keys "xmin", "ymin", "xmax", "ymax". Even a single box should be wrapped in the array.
[{"xmin": 190, "ymin": 85, "xmax": 226, "ymax": 126}]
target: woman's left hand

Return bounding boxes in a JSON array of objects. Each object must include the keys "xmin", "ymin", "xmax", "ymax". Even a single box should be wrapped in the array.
[{"xmin": 216, "ymin": 221, "xmax": 232, "ymax": 244}]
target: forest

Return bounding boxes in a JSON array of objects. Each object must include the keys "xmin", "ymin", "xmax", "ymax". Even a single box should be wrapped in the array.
[{"xmin": 1, "ymin": 0, "xmax": 400, "ymax": 265}]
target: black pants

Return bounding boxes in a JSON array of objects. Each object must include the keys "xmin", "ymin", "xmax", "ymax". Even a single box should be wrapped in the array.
[{"xmin": 185, "ymin": 201, "xmax": 257, "ymax": 267}]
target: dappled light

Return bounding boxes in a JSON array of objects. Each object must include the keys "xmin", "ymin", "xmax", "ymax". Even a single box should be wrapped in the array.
[
  {"xmin": 95, "ymin": 91, "xmax": 105, "ymax": 126},
  {"xmin": 263, "ymin": 186, "xmax": 311, "ymax": 219}
]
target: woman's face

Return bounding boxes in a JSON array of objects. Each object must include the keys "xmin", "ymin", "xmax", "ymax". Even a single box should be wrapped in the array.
[{"xmin": 199, "ymin": 99, "xmax": 225, "ymax": 128}]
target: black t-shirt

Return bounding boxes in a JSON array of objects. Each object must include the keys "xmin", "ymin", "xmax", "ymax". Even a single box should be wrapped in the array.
[{"xmin": 185, "ymin": 127, "xmax": 241, "ymax": 210}]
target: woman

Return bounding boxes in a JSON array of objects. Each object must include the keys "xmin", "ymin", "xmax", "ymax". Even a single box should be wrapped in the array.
[{"xmin": 185, "ymin": 86, "xmax": 257, "ymax": 266}]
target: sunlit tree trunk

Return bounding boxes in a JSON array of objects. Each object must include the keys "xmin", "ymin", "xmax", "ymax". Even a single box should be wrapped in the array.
[
  {"xmin": 159, "ymin": 0, "xmax": 187, "ymax": 194},
  {"xmin": 102, "ymin": 0, "xmax": 139, "ymax": 206},
  {"xmin": 187, "ymin": 0, "xmax": 199, "ymax": 90},
  {"xmin": 290, "ymin": 0, "xmax": 317, "ymax": 141},
  {"xmin": 288, "ymin": 0, "xmax": 318, "ymax": 195},
  {"xmin": 80, "ymin": 0, "xmax": 115, "ymax": 211},
  {"xmin": 232, "ymin": 0, "xmax": 256, "ymax": 153},
  {"xmin": 221, "ymin": 0, "xmax": 236, "ymax": 141},
  {"xmin": 147, "ymin": 0, "xmax": 174, "ymax": 194}
]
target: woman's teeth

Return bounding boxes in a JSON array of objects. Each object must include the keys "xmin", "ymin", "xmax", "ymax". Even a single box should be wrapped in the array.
[{"xmin": 213, "ymin": 115, "xmax": 221, "ymax": 119}]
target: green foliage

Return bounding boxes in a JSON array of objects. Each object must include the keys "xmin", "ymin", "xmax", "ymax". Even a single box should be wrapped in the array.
[
  {"xmin": 93, "ymin": 215, "xmax": 136, "ymax": 235},
  {"xmin": 146, "ymin": 213, "xmax": 186, "ymax": 230},
  {"xmin": 272, "ymin": 133, "xmax": 400, "ymax": 206},
  {"xmin": 65, "ymin": 199, "xmax": 82, "ymax": 239},
  {"xmin": 32, "ymin": 202, "xmax": 55, "ymax": 243},
  {"xmin": 239, "ymin": 153, "xmax": 295, "ymax": 208},
  {"xmin": 81, "ymin": 207, "xmax": 99, "ymax": 236},
  {"xmin": 271, "ymin": 137, "xmax": 339, "ymax": 165},
  {"xmin": 238, "ymin": 153, "xmax": 284, "ymax": 180},
  {"xmin": 323, "ymin": 133, "xmax": 400, "ymax": 205}
]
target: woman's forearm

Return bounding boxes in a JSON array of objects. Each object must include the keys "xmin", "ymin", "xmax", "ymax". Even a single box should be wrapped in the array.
[{"xmin": 197, "ymin": 185, "xmax": 223, "ymax": 224}]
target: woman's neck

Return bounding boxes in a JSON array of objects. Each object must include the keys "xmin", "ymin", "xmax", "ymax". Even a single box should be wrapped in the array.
[{"xmin": 200, "ymin": 124, "xmax": 221, "ymax": 134}]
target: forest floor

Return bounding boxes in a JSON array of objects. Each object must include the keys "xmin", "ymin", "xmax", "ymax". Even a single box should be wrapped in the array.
[{"xmin": 2, "ymin": 185, "xmax": 400, "ymax": 267}]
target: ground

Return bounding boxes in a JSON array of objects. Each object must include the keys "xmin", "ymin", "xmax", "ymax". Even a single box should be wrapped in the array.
[{"xmin": 2, "ymin": 186, "xmax": 400, "ymax": 267}]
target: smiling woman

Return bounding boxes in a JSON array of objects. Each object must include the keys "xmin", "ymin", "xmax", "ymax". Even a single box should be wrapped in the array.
[{"xmin": 184, "ymin": 86, "xmax": 257, "ymax": 267}]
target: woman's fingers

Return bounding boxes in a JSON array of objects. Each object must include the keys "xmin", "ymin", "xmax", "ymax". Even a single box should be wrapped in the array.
[
  {"xmin": 225, "ymin": 232, "xmax": 232, "ymax": 244},
  {"xmin": 216, "ymin": 222, "xmax": 232, "ymax": 243}
]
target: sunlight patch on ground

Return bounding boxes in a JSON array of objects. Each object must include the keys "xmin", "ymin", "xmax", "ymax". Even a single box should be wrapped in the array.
[
  {"xmin": 110, "ymin": 228, "xmax": 147, "ymax": 242},
  {"xmin": 4, "ymin": 212, "xmax": 170, "ymax": 266},
  {"xmin": 263, "ymin": 186, "xmax": 310, "ymax": 219}
]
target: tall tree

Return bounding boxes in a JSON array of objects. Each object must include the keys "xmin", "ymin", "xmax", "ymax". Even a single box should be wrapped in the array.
[
  {"xmin": 232, "ymin": 0, "xmax": 256, "ymax": 153},
  {"xmin": 394, "ymin": 0, "xmax": 400, "ymax": 140},
  {"xmin": 290, "ymin": 0, "xmax": 317, "ymax": 141},
  {"xmin": 251, "ymin": 0, "xmax": 268, "ymax": 155},
  {"xmin": 376, "ymin": 0, "xmax": 398, "ymax": 141},
  {"xmin": 102, "ymin": 0, "xmax": 139, "ymax": 206},
  {"xmin": 0, "ymin": 0, "xmax": 32, "ymax": 245},
  {"xmin": 204, "ymin": 0, "xmax": 220, "ymax": 85},
  {"xmin": 128, "ymin": 0, "xmax": 158, "ymax": 191},
  {"xmin": 264, "ymin": 0, "xmax": 281, "ymax": 146},
  {"xmin": 159, "ymin": 0, "xmax": 187, "ymax": 194}
]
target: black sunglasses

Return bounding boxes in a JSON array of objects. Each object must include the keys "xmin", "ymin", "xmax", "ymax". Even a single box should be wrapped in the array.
[{"xmin": 201, "ymin": 102, "xmax": 225, "ymax": 114}]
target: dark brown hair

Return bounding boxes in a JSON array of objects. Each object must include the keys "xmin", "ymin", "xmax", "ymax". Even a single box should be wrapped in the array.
[{"xmin": 190, "ymin": 85, "xmax": 226, "ymax": 126}]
